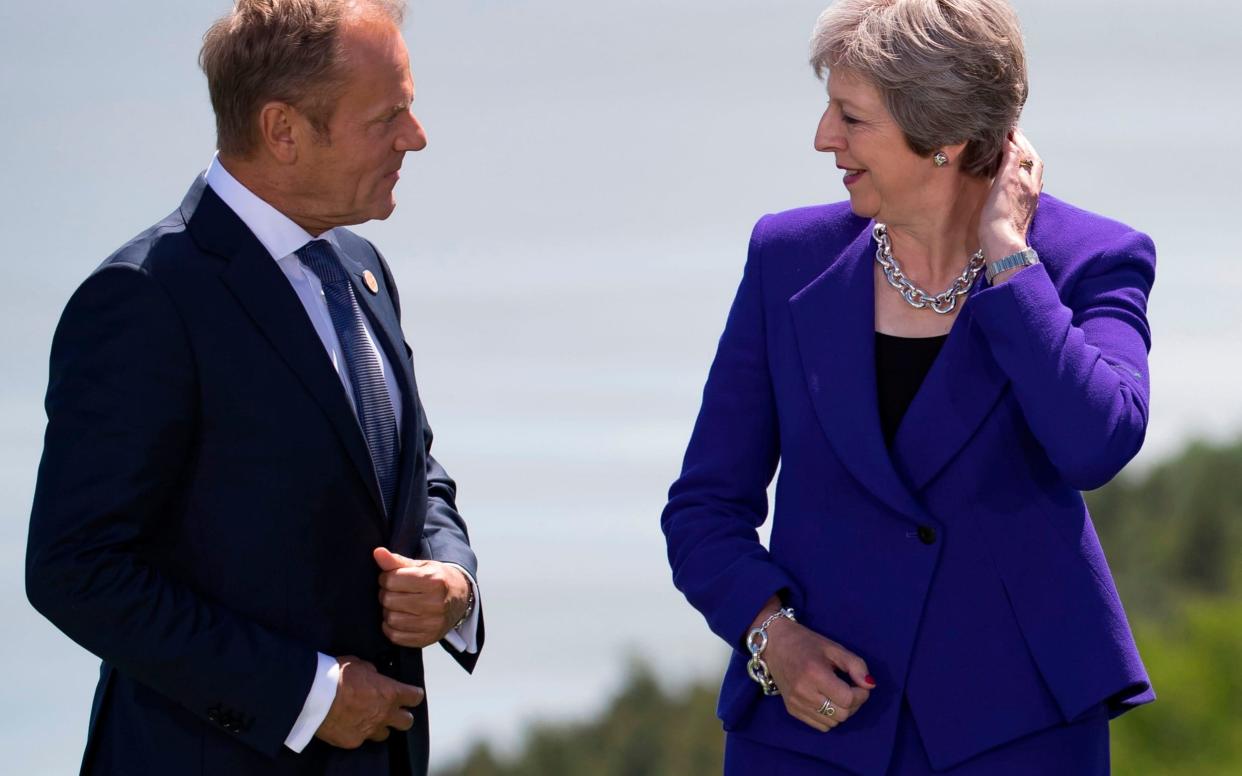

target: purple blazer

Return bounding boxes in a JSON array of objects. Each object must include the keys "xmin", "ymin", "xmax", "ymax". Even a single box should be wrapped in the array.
[{"xmin": 661, "ymin": 194, "xmax": 1155, "ymax": 774}]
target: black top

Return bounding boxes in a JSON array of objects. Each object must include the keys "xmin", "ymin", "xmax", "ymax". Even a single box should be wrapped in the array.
[{"xmin": 875, "ymin": 331, "xmax": 948, "ymax": 447}]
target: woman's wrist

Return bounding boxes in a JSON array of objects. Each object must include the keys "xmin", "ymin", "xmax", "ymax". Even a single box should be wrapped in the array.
[
  {"xmin": 746, "ymin": 606, "xmax": 797, "ymax": 696},
  {"xmin": 979, "ymin": 230, "xmax": 1032, "ymax": 286},
  {"xmin": 750, "ymin": 596, "xmax": 784, "ymax": 632},
  {"xmin": 981, "ymin": 234, "xmax": 1028, "ymax": 263}
]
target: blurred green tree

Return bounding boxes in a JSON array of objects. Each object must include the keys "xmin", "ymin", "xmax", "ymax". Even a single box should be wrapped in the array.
[
  {"xmin": 1110, "ymin": 598, "xmax": 1242, "ymax": 774},
  {"xmin": 443, "ymin": 662, "xmax": 724, "ymax": 776},
  {"xmin": 1088, "ymin": 437, "xmax": 1242, "ymax": 621}
]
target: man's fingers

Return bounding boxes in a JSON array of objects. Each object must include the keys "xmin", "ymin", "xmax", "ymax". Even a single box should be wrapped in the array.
[
  {"xmin": 385, "ymin": 609, "xmax": 444, "ymax": 632},
  {"xmin": 384, "ymin": 707, "xmax": 416, "ymax": 732},
  {"xmin": 393, "ymin": 682, "xmax": 425, "ymax": 708},
  {"xmin": 367, "ymin": 726, "xmax": 392, "ymax": 743},
  {"xmin": 381, "ymin": 622, "xmax": 436, "ymax": 648},
  {"xmin": 379, "ymin": 590, "xmax": 446, "ymax": 617},
  {"xmin": 377, "ymin": 566, "xmax": 440, "ymax": 594}
]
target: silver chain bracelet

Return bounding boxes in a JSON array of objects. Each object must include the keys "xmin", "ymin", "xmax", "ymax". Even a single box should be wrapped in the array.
[{"xmin": 746, "ymin": 607, "xmax": 795, "ymax": 695}]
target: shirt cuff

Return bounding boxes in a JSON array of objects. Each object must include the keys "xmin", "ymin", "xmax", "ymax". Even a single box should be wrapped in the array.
[
  {"xmin": 441, "ymin": 563, "xmax": 481, "ymax": 654},
  {"xmin": 284, "ymin": 652, "xmax": 339, "ymax": 753}
]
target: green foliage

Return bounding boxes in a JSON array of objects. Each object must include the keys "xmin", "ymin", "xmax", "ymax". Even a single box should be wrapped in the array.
[
  {"xmin": 1111, "ymin": 598, "xmax": 1242, "ymax": 774},
  {"xmin": 1087, "ymin": 438, "xmax": 1242, "ymax": 621},
  {"xmin": 439, "ymin": 438, "xmax": 1242, "ymax": 775},
  {"xmin": 442, "ymin": 663, "xmax": 723, "ymax": 776}
]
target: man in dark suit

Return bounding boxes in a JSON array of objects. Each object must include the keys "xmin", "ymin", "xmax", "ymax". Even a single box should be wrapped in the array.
[{"xmin": 25, "ymin": 1, "xmax": 482, "ymax": 773}]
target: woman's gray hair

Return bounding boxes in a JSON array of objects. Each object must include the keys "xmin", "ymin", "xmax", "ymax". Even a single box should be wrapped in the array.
[
  {"xmin": 810, "ymin": 0, "xmax": 1028, "ymax": 177},
  {"xmin": 200, "ymin": 0, "xmax": 407, "ymax": 157}
]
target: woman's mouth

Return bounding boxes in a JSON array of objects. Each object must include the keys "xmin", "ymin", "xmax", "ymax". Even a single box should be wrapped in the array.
[{"xmin": 842, "ymin": 169, "xmax": 865, "ymax": 186}]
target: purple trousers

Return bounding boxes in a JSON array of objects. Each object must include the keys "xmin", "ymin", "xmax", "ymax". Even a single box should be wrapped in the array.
[{"xmin": 724, "ymin": 701, "xmax": 1109, "ymax": 775}]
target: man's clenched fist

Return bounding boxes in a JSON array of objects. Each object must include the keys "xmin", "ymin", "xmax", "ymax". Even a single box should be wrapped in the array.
[{"xmin": 373, "ymin": 547, "xmax": 471, "ymax": 648}]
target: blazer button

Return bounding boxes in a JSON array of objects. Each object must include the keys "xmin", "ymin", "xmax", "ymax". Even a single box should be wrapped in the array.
[{"xmin": 917, "ymin": 525, "xmax": 937, "ymax": 545}]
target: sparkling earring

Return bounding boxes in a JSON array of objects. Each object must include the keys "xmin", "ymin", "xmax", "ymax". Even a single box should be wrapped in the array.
[{"xmin": 932, "ymin": 151, "xmax": 949, "ymax": 167}]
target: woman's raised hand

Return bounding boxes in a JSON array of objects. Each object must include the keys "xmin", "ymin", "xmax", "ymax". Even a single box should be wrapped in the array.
[{"xmin": 979, "ymin": 127, "xmax": 1044, "ymax": 263}]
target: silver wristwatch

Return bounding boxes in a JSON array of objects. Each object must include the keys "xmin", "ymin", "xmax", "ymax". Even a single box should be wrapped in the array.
[{"xmin": 985, "ymin": 247, "xmax": 1039, "ymax": 284}]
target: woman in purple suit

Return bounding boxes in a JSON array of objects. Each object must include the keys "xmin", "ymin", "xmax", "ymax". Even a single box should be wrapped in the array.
[{"xmin": 661, "ymin": 1, "xmax": 1154, "ymax": 773}]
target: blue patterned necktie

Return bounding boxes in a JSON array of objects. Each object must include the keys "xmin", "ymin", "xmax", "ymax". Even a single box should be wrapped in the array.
[{"xmin": 296, "ymin": 240, "xmax": 398, "ymax": 515}]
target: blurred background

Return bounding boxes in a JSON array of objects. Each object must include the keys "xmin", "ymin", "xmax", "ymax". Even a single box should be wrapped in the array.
[{"xmin": 2, "ymin": 0, "xmax": 1239, "ymax": 773}]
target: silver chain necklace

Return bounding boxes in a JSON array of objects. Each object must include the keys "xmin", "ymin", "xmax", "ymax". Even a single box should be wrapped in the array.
[{"xmin": 873, "ymin": 222, "xmax": 984, "ymax": 315}]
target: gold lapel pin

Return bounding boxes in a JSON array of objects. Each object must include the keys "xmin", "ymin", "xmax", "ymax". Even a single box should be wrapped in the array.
[{"xmin": 362, "ymin": 270, "xmax": 379, "ymax": 295}]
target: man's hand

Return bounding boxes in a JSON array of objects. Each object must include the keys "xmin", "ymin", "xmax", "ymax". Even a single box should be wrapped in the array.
[
  {"xmin": 314, "ymin": 656, "xmax": 424, "ymax": 749},
  {"xmin": 373, "ymin": 547, "xmax": 470, "ymax": 648}
]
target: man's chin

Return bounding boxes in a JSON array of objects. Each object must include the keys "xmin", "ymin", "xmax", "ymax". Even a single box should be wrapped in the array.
[{"xmin": 367, "ymin": 198, "xmax": 399, "ymax": 222}]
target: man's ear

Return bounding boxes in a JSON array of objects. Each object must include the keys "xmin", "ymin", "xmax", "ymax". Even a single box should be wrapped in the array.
[{"xmin": 257, "ymin": 101, "xmax": 300, "ymax": 164}]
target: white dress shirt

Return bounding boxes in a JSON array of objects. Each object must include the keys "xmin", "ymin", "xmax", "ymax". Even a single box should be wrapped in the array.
[{"xmin": 204, "ymin": 155, "xmax": 481, "ymax": 753}]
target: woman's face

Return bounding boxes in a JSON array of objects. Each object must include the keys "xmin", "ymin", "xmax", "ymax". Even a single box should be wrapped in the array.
[{"xmin": 814, "ymin": 68, "xmax": 940, "ymax": 222}]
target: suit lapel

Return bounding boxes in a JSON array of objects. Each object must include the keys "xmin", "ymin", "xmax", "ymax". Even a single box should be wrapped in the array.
[
  {"xmin": 182, "ymin": 180, "xmax": 388, "ymax": 527},
  {"xmin": 788, "ymin": 226, "xmax": 929, "ymax": 524},
  {"xmin": 890, "ymin": 278, "xmax": 1010, "ymax": 492}
]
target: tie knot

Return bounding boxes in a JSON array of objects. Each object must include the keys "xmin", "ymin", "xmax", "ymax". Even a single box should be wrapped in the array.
[{"xmin": 296, "ymin": 240, "xmax": 349, "ymax": 286}]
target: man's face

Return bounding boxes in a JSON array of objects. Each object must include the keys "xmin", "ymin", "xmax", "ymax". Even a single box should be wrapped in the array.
[{"xmin": 292, "ymin": 17, "xmax": 426, "ymax": 231}]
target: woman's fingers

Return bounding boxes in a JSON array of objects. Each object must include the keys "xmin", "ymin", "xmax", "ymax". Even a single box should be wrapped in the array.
[
  {"xmin": 1013, "ymin": 128, "xmax": 1043, "ymax": 192},
  {"xmin": 1011, "ymin": 128, "xmax": 1043, "ymax": 182},
  {"xmin": 783, "ymin": 660, "xmax": 868, "ymax": 732},
  {"xmin": 790, "ymin": 704, "xmax": 837, "ymax": 733},
  {"xmin": 826, "ymin": 641, "xmax": 875, "ymax": 696},
  {"xmin": 763, "ymin": 620, "xmax": 876, "ymax": 732},
  {"xmin": 785, "ymin": 683, "xmax": 841, "ymax": 732}
]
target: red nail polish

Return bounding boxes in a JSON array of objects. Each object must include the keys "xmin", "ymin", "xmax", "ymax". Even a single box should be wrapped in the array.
[{"xmin": 865, "ymin": 675, "xmax": 876, "ymax": 686}]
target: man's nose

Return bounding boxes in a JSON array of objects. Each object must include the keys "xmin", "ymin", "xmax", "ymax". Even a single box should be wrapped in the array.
[{"xmin": 397, "ymin": 111, "xmax": 427, "ymax": 152}]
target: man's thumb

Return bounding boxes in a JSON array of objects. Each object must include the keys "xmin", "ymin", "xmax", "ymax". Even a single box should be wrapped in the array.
[{"xmin": 373, "ymin": 546, "xmax": 415, "ymax": 571}]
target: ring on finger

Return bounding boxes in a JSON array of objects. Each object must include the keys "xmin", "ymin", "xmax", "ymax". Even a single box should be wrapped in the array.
[
  {"xmin": 1018, "ymin": 158, "xmax": 1035, "ymax": 172},
  {"xmin": 817, "ymin": 698, "xmax": 836, "ymax": 717}
]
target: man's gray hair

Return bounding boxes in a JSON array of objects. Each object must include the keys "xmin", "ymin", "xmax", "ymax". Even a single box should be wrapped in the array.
[
  {"xmin": 200, "ymin": 0, "xmax": 407, "ymax": 157},
  {"xmin": 810, "ymin": 0, "xmax": 1028, "ymax": 178}
]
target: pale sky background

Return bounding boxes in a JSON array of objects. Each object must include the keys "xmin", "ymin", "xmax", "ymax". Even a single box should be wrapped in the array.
[{"xmin": 1, "ymin": 0, "xmax": 1239, "ymax": 772}]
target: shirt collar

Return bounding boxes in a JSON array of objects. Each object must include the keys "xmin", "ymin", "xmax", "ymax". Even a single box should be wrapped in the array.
[{"xmin": 204, "ymin": 152, "xmax": 340, "ymax": 261}]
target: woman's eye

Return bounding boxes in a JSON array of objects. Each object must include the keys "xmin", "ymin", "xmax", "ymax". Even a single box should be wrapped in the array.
[{"xmin": 842, "ymin": 114, "xmax": 859, "ymax": 125}]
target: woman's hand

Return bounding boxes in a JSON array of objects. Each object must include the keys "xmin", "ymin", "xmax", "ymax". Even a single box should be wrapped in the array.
[
  {"xmin": 979, "ymin": 128, "xmax": 1044, "ymax": 263},
  {"xmin": 750, "ymin": 600, "xmax": 876, "ymax": 732}
]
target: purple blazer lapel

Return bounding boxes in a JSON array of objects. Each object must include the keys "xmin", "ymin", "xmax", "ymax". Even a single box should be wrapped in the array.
[
  {"xmin": 890, "ymin": 279, "xmax": 1011, "ymax": 492},
  {"xmin": 788, "ymin": 226, "xmax": 929, "ymax": 524}
]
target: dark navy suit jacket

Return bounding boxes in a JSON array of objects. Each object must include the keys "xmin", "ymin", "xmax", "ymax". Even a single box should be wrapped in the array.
[
  {"xmin": 662, "ymin": 195, "xmax": 1155, "ymax": 774},
  {"xmin": 27, "ymin": 177, "xmax": 482, "ymax": 776}
]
